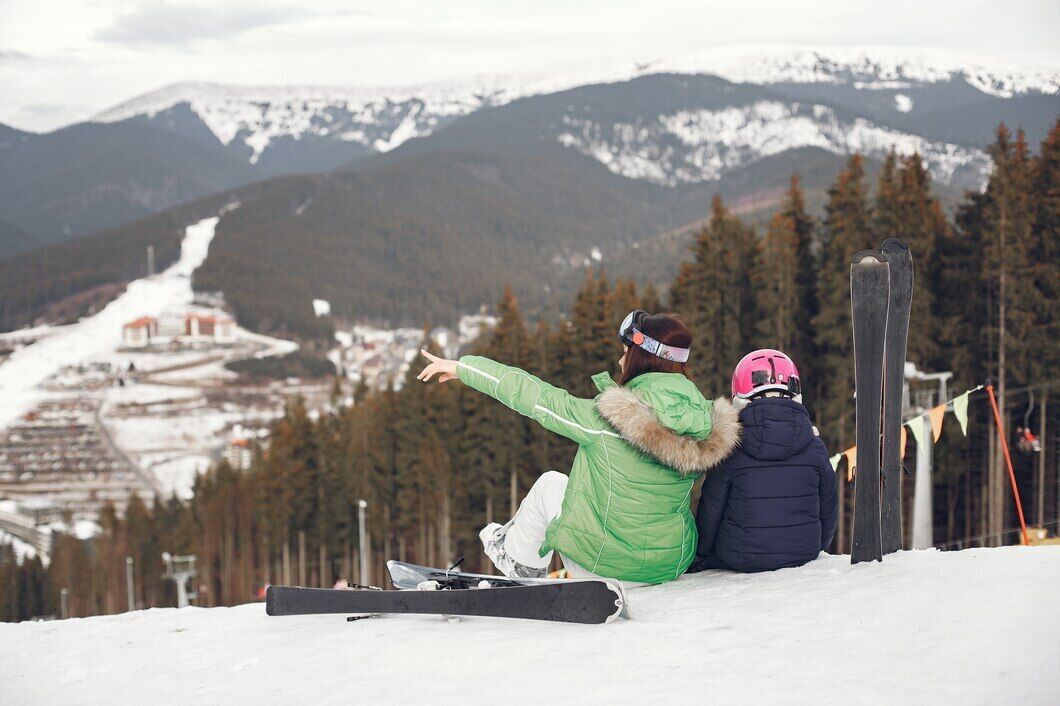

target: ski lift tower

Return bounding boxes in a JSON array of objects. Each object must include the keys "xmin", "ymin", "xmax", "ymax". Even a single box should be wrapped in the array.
[
  {"xmin": 162, "ymin": 552, "xmax": 198, "ymax": 608},
  {"xmin": 905, "ymin": 362, "xmax": 953, "ymax": 550}
]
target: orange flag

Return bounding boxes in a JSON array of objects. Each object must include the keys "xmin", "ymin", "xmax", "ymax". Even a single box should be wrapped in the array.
[
  {"xmin": 844, "ymin": 447, "xmax": 857, "ymax": 482},
  {"xmin": 928, "ymin": 404, "xmax": 946, "ymax": 442},
  {"xmin": 900, "ymin": 426, "xmax": 908, "ymax": 458}
]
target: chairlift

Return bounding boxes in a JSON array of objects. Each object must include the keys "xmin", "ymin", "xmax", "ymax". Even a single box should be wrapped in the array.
[{"xmin": 1014, "ymin": 390, "xmax": 1041, "ymax": 454}]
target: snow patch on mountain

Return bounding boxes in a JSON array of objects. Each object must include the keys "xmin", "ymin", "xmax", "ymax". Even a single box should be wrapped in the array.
[
  {"xmin": 93, "ymin": 79, "xmax": 527, "ymax": 163},
  {"xmin": 660, "ymin": 45, "xmax": 1060, "ymax": 98},
  {"xmin": 557, "ymin": 101, "xmax": 991, "ymax": 187},
  {"xmin": 91, "ymin": 46, "xmax": 1058, "ymax": 164}
]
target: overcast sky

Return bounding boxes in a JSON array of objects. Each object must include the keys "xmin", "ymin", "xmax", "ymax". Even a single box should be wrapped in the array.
[{"xmin": 2, "ymin": 0, "xmax": 1058, "ymax": 132}]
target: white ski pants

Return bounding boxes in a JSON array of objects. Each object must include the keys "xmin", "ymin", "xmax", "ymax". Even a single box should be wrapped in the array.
[{"xmin": 500, "ymin": 471, "xmax": 599, "ymax": 579}]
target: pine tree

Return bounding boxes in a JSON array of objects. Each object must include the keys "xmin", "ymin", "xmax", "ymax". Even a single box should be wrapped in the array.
[
  {"xmin": 813, "ymin": 154, "xmax": 874, "ymax": 449},
  {"xmin": 670, "ymin": 195, "xmax": 756, "ymax": 392},
  {"xmin": 640, "ymin": 281, "xmax": 664, "ymax": 313},
  {"xmin": 978, "ymin": 124, "xmax": 1038, "ymax": 544},
  {"xmin": 781, "ymin": 174, "xmax": 818, "ymax": 385},
  {"xmin": 1030, "ymin": 120, "xmax": 1060, "ymax": 385},
  {"xmin": 567, "ymin": 270, "xmax": 618, "ymax": 396},
  {"xmin": 752, "ymin": 212, "xmax": 799, "ymax": 351},
  {"xmin": 610, "ymin": 278, "xmax": 640, "ymax": 324},
  {"xmin": 0, "ymin": 544, "xmax": 18, "ymax": 621},
  {"xmin": 894, "ymin": 154, "xmax": 947, "ymax": 368},
  {"xmin": 874, "ymin": 150, "xmax": 902, "ymax": 241}
]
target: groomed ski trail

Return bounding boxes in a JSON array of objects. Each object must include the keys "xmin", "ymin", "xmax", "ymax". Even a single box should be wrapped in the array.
[{"xmin": 0, "ymin": 216, "xmax": 224, "ymax": 431}]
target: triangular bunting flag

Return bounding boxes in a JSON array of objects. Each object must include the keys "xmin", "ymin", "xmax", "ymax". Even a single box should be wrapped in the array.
[
  {"xmin": 830, "ymin": 453, "xmax": 842, "ymax": 472},
  {"xmin": 907, "ymin": 414, "xmax": 928, "ymax": 451},
  {"xmin": 953, "ymin": 392, "xmax": 971, "ymax": 436},
  {"xmin": 844, "ymin": 447, "xmax": 857, "ymax": 482},
  {"xmin": 928, "ymin": 404, "xmax": 946, "ymax": 442},
  {"xmin": 900, "ymin": 426, "xmax": 908, "ymax": 458}
]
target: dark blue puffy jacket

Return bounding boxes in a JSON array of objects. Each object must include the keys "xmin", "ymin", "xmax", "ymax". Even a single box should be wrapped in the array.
[{"xmin": 690, "ymin": 397, "xmax": 838, "ymax": 573}]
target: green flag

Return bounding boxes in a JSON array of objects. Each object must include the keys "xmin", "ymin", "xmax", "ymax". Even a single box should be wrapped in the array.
[
  {"xmin": 907, "ymin": 415, "xmax": 929, "ymax": 451},
  {"xmin": 953, "ymin": 392, "xmax": 971, "ymax": 436}
]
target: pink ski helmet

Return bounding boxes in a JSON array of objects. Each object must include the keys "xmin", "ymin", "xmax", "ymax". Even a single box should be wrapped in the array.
[{"xmin": 731, "ymin": 349, "xmax": 802, "ymax": 400}]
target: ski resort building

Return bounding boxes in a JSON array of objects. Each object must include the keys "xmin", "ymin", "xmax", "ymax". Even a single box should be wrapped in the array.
[
  {"xmin": 122, "ymin": 311, "xmax": 236, "ymax": 349},
  {"xmin": 223, "ymin": 438, "xmax": 253, "ymax": 471},
  {"xmin": 122, "ymin": 317, "xmax": 153, "ymax": 348}
]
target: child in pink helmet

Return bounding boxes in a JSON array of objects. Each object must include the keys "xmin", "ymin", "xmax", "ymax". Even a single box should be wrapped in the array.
[{"xmin": 690, "ymin": 349, "xmax": 838, "ymax": 572}]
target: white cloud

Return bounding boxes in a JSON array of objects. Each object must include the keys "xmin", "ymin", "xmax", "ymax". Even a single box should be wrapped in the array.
[
  {"xmin": 0, "ymin": 49, "xmax": 33, "ymax": 61},
  {"xmin": 95, "ymin": 2, "xmax": 302, "ymax": 47},
  {"xmin": 1, "ymin": 0, "xmax": 1058, "ymax": 131}
]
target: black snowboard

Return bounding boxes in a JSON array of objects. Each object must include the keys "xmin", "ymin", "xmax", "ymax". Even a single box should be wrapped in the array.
[
  {"xmin": 880, "ymin": 239, "xmax": 913, "ymax": 555},
  {"xmin": 265, "ymin": 581, "xmax": 625, "ymax": 624},
  {"xmin": 850, "ymin": 250, "xmax": 889, "ymax": 564}
]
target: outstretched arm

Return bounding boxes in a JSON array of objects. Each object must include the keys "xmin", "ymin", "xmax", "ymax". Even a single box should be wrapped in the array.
[
  {"xmin": 417, "ymin": 350, "xmax": 460, "ymax": 383},
  {"xmin": 420, "ymin": 351, "xmax": 607, "ymax": 446}
]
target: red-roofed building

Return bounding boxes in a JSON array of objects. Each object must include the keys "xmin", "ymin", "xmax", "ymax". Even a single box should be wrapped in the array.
[
  {"xmin": 122, "ymin": 316, "xmax": 156, "ymax": 348},
  {"xmin": 121, "ymin": 311, "xmax": 236, "ymax": 348}
]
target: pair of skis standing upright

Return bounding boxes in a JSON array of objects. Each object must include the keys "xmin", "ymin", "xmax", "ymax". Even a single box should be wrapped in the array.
[{"xmin": 849, "ymin": 239, "xmax": 914, "ymax": 563}]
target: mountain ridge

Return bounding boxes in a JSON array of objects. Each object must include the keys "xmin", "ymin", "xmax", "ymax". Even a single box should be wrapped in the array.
[
  {"xmin": 2, "ymin": 45, "xmax": 1055, "ymax": 256},
  {"xmin": 89, "ymin": 46, "xmax": 1060, "ymax": 167}
]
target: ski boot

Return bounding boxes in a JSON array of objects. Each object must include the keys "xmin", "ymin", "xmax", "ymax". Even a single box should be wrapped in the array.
[{"xmin": 478, "ymin": 521, "xmax": 547, "ymax": 579}]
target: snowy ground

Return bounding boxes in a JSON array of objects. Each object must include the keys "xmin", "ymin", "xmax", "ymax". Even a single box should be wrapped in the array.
[{"xmin": 3, "ymin": 547, "xmax": 1058, "ymax": 704}]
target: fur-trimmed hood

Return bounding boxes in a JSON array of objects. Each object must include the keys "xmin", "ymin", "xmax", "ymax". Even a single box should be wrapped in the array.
[{"xmin": 596, "ymin": 378, "xmax": 741, "ymax": 475}]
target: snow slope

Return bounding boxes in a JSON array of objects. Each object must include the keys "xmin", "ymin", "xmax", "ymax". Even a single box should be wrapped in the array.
[
  {"xmin": 0, "ymin": 216, "xmax": 222, "ymax": 431},
  {"xmin": 3, "ymin": 547, "xmax": 1058, "ymax": 704}
]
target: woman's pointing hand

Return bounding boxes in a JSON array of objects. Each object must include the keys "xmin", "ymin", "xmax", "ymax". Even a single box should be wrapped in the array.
[{"xmin": 417, "ymin": 349, "xmax": 459, "ymax": 383}]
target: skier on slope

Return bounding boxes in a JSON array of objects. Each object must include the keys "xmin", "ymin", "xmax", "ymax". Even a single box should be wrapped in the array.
[
  {"xmin": 689, "ymin": 349, "xmax": 838, "ymax": 573},
  {"xmin": 417, "ymin": 310, "xmax": 739, "ymax": 585}
]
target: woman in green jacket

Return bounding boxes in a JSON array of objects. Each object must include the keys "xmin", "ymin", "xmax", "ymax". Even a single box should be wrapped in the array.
[{"xmin": 417, "ymin": 311, "xmax": 739, "ymax": 585}]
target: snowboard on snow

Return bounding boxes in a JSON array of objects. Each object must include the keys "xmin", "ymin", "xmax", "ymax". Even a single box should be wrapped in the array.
[
  {"xmin": 849, "ymin": 249, "xmax": 889, "ymax": 564},
  {"xmin": 265, "ymin": 560, "xmax": 628, "ymax": 624},
  {"xmin": 880, "ymin": 239, "xmax": 913, "ymax": 556}
]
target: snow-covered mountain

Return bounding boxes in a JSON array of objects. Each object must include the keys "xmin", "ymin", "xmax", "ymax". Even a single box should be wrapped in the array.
[
  {"xmin": 556, "ymin": 101, "xmax": 992, "ymax": 187},
  {"xmin": 3, "ymin": 45, "xmax": 1056, "ymax": 256},
  {"xmin": 91, "ymin": 45, "xmax": 1058, "ymax": 171}
]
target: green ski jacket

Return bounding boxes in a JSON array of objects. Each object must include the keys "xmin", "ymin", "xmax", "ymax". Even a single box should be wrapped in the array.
[{"xmin": 458, "ymin": 355, "xmax": 740, "ymax": 584}]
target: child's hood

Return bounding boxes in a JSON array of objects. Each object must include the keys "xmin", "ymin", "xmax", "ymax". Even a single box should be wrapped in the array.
[{"xmin": 738, "ymin": 397, "xmax": 817, "ymax": 461}]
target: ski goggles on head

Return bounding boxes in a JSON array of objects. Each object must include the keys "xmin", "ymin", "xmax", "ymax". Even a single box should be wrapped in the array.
[
  {"xmin": 750, "ymin": 369, "xmax": 801, "ymax": 396},
  {"xmin": 617, "ymin": 310, "xmax": 690, "ymax": 363}
]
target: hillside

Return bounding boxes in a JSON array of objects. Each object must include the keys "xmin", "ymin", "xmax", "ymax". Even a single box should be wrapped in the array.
[
  {"xmin": 1, "ymin": 55, "xmax": 1055, "ymax": 337},
  {"xmin": 2, "ymin": 547, "xmax": 1058, "ymax": 703},
  {"xmin": 0, "ymin": 121, "xmax": 255, "ymax": 251},
  {"xmin": 0, "ymin": 192, "xmax": 239, "ymax": 332},
  {"xmin": 0, "ymin": 217, "xmax": 30, "ymax": 256},
  {"xmin": 0, "ymin": 142, "xmax": 859, "ymax": 337},
  {"xmin": 387, "ymin": 72, "xmax": 997, "ymax": 191}
]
